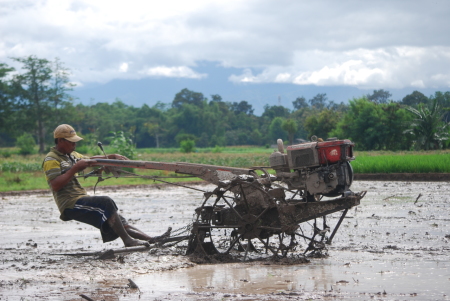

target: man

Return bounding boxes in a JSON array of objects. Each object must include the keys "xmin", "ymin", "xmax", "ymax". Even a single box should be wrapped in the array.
[{"xmin": 43, "ymin": 124, "xmax": 169, "ymax": 247}]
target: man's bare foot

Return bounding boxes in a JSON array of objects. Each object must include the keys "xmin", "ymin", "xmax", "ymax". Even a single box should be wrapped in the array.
[
  {"xmin": 124, "ymin": 238, "xmax": 150, "ymax": 247},
  {"xmin": 148, "ymin": 227, "xmax": 172, "ymax": 244}
]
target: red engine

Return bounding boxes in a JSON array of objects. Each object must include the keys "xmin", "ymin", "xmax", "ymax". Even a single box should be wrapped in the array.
[
  {"xmin": 269, "ymin": 137, "xmax": 355, "ymax": 199},
  {"xmin": 286, "ymin": 139, "xmax": 354, "ymax": 168}
]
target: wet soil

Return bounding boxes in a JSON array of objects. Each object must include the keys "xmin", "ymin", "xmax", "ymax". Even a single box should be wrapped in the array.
[{"xmin": 1, "ymin": 180, "xmax": 449, "ymax": 300}]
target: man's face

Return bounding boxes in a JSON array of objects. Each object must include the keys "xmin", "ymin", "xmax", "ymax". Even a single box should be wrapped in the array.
[{"xmin": 59, "ymin": 138, "xmax": 76, "ymax": 154}]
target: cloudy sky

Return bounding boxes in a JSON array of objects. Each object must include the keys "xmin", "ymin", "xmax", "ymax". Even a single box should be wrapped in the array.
[{"xmin": 1, "ymin": 0, "xmax": 449, "ymax": 114}]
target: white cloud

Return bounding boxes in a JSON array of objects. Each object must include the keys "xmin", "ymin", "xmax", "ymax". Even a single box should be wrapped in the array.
[
  {"xmin": 119, "ymin": 63, "xmax": 128, "ymax": 73},
  {"xmin": 229, "ymin": 47, "xmax": 450, "ymax": 89},
  {"xmin": 140, "ymin": 66, "xmax": 207, "ymax": 79},
  {"xmin": 1, "ymin": 0, "xmax": 450, "ymax": 90},
  {"xmin": 411, "ymin": 80, "xmax": 425, "ymax": 88}
]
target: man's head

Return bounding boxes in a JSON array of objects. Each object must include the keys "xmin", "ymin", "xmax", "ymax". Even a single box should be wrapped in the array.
[
  {"xmin": 54, "ymin": 124, "xmax": 83, "ymax": 154},
  {"xmin": 54, "ymin": 124, "xmax": 83, "ymax": 143}
]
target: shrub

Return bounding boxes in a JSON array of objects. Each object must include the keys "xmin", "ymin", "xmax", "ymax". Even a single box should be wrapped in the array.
[
  {"xmin": 0, "ymin": 150, "xmax": 12, "ymax": 158},
  {"xmin": 81, "ymin": 133, "xmax": 103, "ymax": 156},
  {"xmin": 16, "ymin": 133, "xmax": 37, "ymax": 155},
  {"xmin": 180, "ymin": 139, "xmax": 195, "ymax": 153},
  {"xmin": 109, "ymin": 131, "xmax": 136, "ymax": 160},
  {"xmin": 212, "ymin": 145, "xmax": 223, "ymax": 153}
]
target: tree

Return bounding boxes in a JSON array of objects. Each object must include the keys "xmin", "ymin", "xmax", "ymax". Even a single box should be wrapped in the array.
[
  {"xmin": 367, "ymin": 89, "xmax": 392, "ymax": 104},
  {"xmin": 170, "ymin": 103, "xmax": 204, "ymax": 139},
  {"xmin": 304, "ymin": 109, "xmax": 339, "ymax": 140},
  {"xmin": 138, "ymin": 104, "xmax": 166, "ymax": 148},
  {"xmin": 292, "ymin": 96, "xmax": 308, "ymax": 110},
  {"xmin": 429, "ymin": 91, "xmax": 450, "ymax": 122},
  {"xmin": 404, "ymin": 99, "xmax": 450, "ymax": 150},
  {"xmin": 262, "ymin": 105, "xmax": 290, "ymax": 119},
  {"xmin": 332, "ymin": 97, "xmax": 411, "ymax": 150},
  {"xmin": 309, "ymin": 93, "xmax": 328, "ymax": 110},
  {"xmin": 269, "ymin": 117, "xmax": 287, "ymax": 142},
  {"xmin": 231, "ymin": 100, "xmax": 254, "ymax": 115},
  {"xmin": 281, "ymin": 119, "xmax": 298, "ymax": 145},
  {"xmin": 0, "ymin": 63, "xmax": 15, "ymax": 145},
  {"xmin": 172, "ymin": 88, "xmax": 205, "ymax": 108},
  {"xmin": 402, "ymin": 91, "xmax": 428, "ymax": 107},
  {"xmin": 48, "ymin": 58, "xmax": 75, "ymax": 127},
  {"xmin": 210, "ymin": 94, "xmax": 222, "ymax": 102},
  {"xmin": 144, "ymin": 121, "xmax": 163, "ymax": 148},
  {"xmin": 11, "ymin": 56, "xmax": 75, "ymax": 153},
  {"xmin": 16, "ymin": 133, "xmax": 36, "ymax": 155}
]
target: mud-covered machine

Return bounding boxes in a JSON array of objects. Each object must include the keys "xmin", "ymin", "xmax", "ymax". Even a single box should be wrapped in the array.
[{"xmin": 88, "ymin": 137, "xmax": 365, "ymax": 258}]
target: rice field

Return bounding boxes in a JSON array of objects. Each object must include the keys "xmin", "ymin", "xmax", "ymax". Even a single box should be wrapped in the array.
[
  {"xmin": 352, "ymin": 153, "xmax": 450, "ymax": 173},
  {"xmin": 1, "ymin": 147, "xmax": 449, "ymax": 192}
]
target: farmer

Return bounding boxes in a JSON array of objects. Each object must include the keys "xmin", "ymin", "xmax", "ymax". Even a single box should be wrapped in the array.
[{"xmin": 42, "ymin": 124, "xmax": 170, "ymax": 247}]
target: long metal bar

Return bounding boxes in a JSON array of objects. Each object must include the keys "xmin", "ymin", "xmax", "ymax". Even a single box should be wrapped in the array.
[
  {"xmin": 257, "ymin": 226, "xmax": 282, "ymax": 231},
  {"xmin": 255, "ymin": 206, "xmax": 271, "ymax": 221},
  {"xmin": 326, "ymin": 208, "xmax": 348, "ymax": 244},
  {"xmin": 88, "ymin": 159, "xmax": 254, "ymax": 185},
  {"xmin": 197, "ymin": 225, "xmax": 240, "ymax": 229},
  {"xmin": 225, "ymin": 233, "xmax": 242, "ymax": 254},
  {"xmin": 295, "ymin": 233, "xmax": 322, "ymax": 244},
  {"xmin": 221, "ymin": 197, "xmax": 244, "ymax": 221},
  {"xmin": 257, "ymin": 237, "xmax": 278, "ymax": 256},
  {"xmin": 239, "ymin": 184, "xmax": 250, "ymax": 211}
]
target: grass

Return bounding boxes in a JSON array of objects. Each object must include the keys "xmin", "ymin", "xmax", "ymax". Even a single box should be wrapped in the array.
[{"xmin": 1, "ymin": 146, "xmax": 449, "ymax": 192}]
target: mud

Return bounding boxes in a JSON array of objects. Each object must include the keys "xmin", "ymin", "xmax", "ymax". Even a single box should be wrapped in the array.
[{"xmin": 1, "ymin": 180, "xmax": 449, "ymax": 300}]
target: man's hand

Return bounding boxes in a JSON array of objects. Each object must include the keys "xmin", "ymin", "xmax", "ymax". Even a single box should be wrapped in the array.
[
  {"xmin": 50, "ymin": 159, "xmax": 96, "ymax": 192},
  {"xmin": 73, "ymin": 159, "xmax": 89, "ymax": 172},
  {"xmin": 111, "ymin": 154, "xmax": 129, "ymax": 160},
  {"xmin": 74, "ymin": 159, "xmax": 97, "ymax": 172},
  {"xmin": 90, "ymin": 154, "xmax": 129, "ymax": 160}
]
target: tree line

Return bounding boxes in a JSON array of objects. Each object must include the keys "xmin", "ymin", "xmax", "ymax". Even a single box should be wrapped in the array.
[{"xmin": 1, "ymin": 55, "xmax": 450, "ymax": 153}]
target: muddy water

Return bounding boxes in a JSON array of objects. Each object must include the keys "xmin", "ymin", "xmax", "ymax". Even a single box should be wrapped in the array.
[{"xmin": 1, "ymin": 181, "xmax": 449, "ymax": 300}]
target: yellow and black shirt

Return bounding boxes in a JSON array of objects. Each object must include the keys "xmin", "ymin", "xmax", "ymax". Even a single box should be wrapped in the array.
[{"xmin": 42, "ymin": 147, "xmax": 89, "ymax": 219}]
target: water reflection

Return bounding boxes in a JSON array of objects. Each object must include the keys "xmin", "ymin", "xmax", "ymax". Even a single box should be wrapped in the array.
[{"xmin": 139, "ymin": 253, "xmax": 449, "ymax": 299}]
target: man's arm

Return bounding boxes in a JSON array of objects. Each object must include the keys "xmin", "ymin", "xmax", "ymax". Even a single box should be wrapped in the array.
[
  {"xmin": 90, "ymin": 154, "xmax": 129, "ymax": 160},
  {"xmin": 49, "ymin": 154, "xmax": 127, "ymax": 191},
  {"xmin": 49, "ymin": 159, "xmax": 93, "ymax": 192}
]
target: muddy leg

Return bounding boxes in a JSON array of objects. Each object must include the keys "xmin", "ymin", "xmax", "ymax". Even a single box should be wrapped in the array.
[
  {"xmin": 148, "ymin": 227, "xmax": 172, "ymax": 244},
  {"xmin": 124, "ymin": 224, "xmax": 152, "ymax": 241},
  {"xmin": 107, "ymin": 212, "xmax": 149, "ymax": 247},
  {"xmin": 124, "ymin": 225, "xmax": 172, "ymax": 244}
]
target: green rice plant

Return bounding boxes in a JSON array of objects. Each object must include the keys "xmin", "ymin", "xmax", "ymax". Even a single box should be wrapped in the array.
[
  {"xmin": 1, "ymin": 147, "xmax": 449, "ymax": 192},
  {"xmin": 0, "ymin": 161, "xmax": 42, "ymax": 172},
  {"xmin": 352, "ymin": 154, "xmax": 450, "ymax": 173},
  {"xmin": 0, "ymin": 171, "xmax": 46, "ymax": 191}
]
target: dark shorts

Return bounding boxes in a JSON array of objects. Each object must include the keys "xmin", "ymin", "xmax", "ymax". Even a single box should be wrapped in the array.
[{"xmin": 63, "ymin": 196, "xmax": 128, "ymax": 243}]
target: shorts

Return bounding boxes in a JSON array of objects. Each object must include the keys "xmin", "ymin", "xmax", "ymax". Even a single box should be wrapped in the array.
[{"xmin": 63, "ymin": 196, "xmax": 128, "ymax": 243}]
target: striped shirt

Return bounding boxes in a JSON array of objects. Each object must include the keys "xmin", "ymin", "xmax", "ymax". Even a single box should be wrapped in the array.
[{"xmin": 42, "ymin": 147, "xmax": 90, "ymax": 218}]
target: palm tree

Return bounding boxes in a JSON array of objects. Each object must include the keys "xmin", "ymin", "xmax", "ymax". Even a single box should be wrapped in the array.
[{"xmin": 404, "ymin": 99, "xmax": 450, "ymax": 150}]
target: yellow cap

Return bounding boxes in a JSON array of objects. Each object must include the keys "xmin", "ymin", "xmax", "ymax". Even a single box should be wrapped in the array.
[{"xmin": 53, "ymin": 124, "xmax": 83, "ymax": 142}]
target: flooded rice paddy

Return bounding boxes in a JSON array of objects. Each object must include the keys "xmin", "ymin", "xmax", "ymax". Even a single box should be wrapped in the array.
[{"xmin": 0, "ymin": 180, "xmax": 449, "ymax": 300}]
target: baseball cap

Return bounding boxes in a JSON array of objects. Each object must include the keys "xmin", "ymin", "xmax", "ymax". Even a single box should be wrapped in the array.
[{"xmin": 53, "ymin": 124, "xmax": 83, "ymax": 142}]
